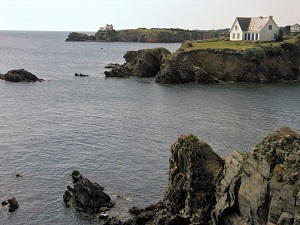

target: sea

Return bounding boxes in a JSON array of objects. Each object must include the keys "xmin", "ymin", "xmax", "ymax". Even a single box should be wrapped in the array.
[{"xmin": 0, "ymin": 30, "xmax": 299, "ymax": 225}]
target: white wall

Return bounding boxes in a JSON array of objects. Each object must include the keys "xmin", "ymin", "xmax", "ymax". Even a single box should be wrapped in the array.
[
  {"xmin": 259, "ymin": 18, "xmax": 279, "ymax": 41},
  {"xmin": 230, "ymin": 19, "xmax": 243, "ymax": 41}
]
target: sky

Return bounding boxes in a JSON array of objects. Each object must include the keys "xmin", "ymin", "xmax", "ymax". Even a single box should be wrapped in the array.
[{"xmin": 0, "ymin": 0, "xmax": 300, "ymax": 32}]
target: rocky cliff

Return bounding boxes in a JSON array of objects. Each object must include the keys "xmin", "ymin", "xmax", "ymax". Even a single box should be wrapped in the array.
[
  {"xmin": 95, "ymin": 29, "xmax": 225, "ymax": 43},
  {"xmin": 105, "ymin": 35, "xmax": 300, "ymax": 83},
  {"xmin": 104, "ymin": 48, "xmax": 171, "ymax": 78},
  {"xmin": 104, "ymin": 127, "xmax": 300, "ymax": 225},
  {"xmin": 155, "ymin": 48, "xmax": 299, "ymax": 84},
  {"xmin": 66, "ymin": 29, "xmax": 228, "ymax": 43}
]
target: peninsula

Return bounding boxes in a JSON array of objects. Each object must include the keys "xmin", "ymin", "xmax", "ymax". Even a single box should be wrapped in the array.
[
  {"xmin": 105, "ymin": 34, "xmax": 300, "ymax": 84},
  {"xmin": 66, "ymin": 28, "xmax": 228, "ymax": 43}
]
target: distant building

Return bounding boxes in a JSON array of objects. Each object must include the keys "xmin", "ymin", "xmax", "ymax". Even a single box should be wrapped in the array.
[
  {"xmin": 230, "ymin": 16, "xmax": 279, "ymax": 41},
  {"xmin": 291, "ymin": 23, "xmax": 300, "ymax": 33},
  {"xmin": 99, "ymin": 24, "xmax": 114, "ymax": 31}
]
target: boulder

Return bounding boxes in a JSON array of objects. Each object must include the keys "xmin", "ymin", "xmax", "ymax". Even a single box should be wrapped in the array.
[
  {"xmin": 7, "ymin": 197, "xmax": 19, "ymax": 212},
  {"xmin": 104, "ymin": 48, "xmax": 171, "ymax": 78},
  {"xmin": 0, "ymin": 69, "xmax": 44, "ymax": 82},
  {"xmin": 63, "ymin": 171, "xmax": 115, "ymax": 212}
]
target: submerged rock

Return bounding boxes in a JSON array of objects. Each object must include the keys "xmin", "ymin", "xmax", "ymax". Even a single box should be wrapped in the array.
[
  {"xmin": 105, "ymin": 127, "xmax": 300, "ymax": 225},
  {"xmin": 104, "ymin": 48, "xmax": 171, "ymax": 78},
  {"xmin": 63, "ymin": 171, "xmax": 115, "ymax": 212},
  {"xmin": 0, "ymin": 69, "xmax": 44, "ymax": 82},
  {"xmin": 7, "ymin": 197, "xmax": 19, "ymax": 212}
]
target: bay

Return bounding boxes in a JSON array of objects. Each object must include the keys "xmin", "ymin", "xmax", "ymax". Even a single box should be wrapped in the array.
[{"xmin": 0, "ymin": 31, "xmax": 299, "ymax": 224}]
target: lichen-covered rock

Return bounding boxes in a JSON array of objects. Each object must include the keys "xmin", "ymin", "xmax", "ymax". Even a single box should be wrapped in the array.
[
  {"xmin": 104, "ymin": 48, "xmax": 171, "ymax": 78},
  {"xmin": 63, "ymin": 171, "xmax": 115, "ymax": 212},
  {"xmin": 212, "ymin": 126, "xmax": 300, "ymax": 225},
  {"xmin": 0, "ymin": 69, "xmax": 44, "ymax": 82}
]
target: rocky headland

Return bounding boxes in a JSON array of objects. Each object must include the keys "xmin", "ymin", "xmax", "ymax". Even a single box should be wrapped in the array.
[
  {"xmin": 104, "ymin": 48, "xmax": 171, "ymax": 78},
  {"xmin": 0, "ymin": 69, "xmax": 44, "ymax": 82},
  {"xmin": 105, "ymin": 34, "xmax": 300, "ymax": 84},
  {"xmin": 103, "ymin": 127, "xmax": 300, "ymax": 225},
  {"xmin": 66, "ymin": 28, "xmax": 228, "ymax": 43}
]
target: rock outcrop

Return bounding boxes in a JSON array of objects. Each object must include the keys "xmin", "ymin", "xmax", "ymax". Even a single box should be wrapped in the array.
[
  {"xmin": 104, "ymin": 127, "xmax": 300, "ymax": 225},
  {"xmin": 63, "ymin": 171, "xmax": 115, "ymax": 212},
  {"xmin": 66, "ymin": 32, "xmax": 96, "ymax": 41},
  {"xmin": 104, "ymin": 48, "xmax": 171, "ymax": 78},
  {"xmin": 66, "ymin": 28, "xmax": 228, "ymax": 43},
  {"xmin": 0, "ymin": 69, "xmax": 44, "ymax": 82},
  {"xmin": 155, "ymin": 47, "xmax": 300, "ymax": 84}
]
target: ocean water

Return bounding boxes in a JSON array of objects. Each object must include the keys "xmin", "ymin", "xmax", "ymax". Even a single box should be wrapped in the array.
[{"xmin": 0, "ymin": 30, "xmax": 300, "ymax": 224}]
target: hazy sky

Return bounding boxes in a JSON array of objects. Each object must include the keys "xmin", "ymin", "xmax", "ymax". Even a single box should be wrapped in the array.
[{"xmin": 1, "ymin": 0, "xmax": 299, "ymax": 31}]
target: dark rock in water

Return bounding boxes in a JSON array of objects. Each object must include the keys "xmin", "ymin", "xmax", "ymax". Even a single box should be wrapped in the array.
[
  {"xmin": 15, "ymin": 173, "xmax": 22, "ymax": 177},
  {"xmin": 74, "ymin": 73, "xmax": 89, "ymax": 77},
  {"xmin": 104, "ymin": 48, "xmax": 171, "ymax": 78},
  {"xmin": 7, "ymin": 197, "xmax": 19, "ymax": 212},
  {"xmin": 104, "ymin": 127, "xmax": 300, "ymax": 225},
  {"xmin": 1, "ymin": 200, "xmax": 8, "ymax": 206},
  {"xmin": 0, "ymin": 69, "xmax": 44, "ymax": 82},
  {"xmin": 63, "ymin": 171, "xmax": 115, "ymax": 212},
  {"xmin": 66, "ymin": 32, "xmax": 96, "ymax": 41}
]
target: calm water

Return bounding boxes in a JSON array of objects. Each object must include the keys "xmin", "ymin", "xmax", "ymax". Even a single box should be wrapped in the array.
[{"xmin": 0, "ymin": 31, "xmax": 299, "ymax": 224}]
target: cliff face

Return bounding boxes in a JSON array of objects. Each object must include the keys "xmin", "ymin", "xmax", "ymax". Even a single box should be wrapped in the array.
[
  {"xmin": 155, "ymin": 48, "xmax": 300, "ymax": 84},
  {"xmin": 104, "ymin": 48, "xmax": 171, "ymax": 78},
  {"xmin": 94, "ymin": 29, "xmax": 223, "ymax": 43},
  {"xmin": 104, "ymin": 127, "xmax": 300, "ymax": 225}
]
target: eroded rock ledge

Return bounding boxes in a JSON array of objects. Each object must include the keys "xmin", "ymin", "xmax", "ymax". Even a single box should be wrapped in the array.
[{"xmin": 105, "ymin": 127, "xmax": 300, "ymax": 225}]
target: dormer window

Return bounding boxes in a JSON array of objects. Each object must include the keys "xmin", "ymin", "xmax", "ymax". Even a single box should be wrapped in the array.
[
  {"xmin": 235, "ymin": 25, "xmax": 238, "ymax": 30},
  {"xmin": 269, "ymin": 25, "xmax": 272, "ymax": 30}
]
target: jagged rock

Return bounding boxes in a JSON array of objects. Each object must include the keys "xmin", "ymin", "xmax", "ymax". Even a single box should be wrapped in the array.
[
  {"xmin": 0, "ymin": 69, "xmax": 44, "ymax": 82},
  {"xmin": 104, "ymin": 48, "xmax": 171, "ymax": 78},
  {"xmin": 105, "ymin": 127, "xmax": 300, "ymax": 225},
  {"xmin": 66, "ymin": 32, "xmax": 96, "ymax": 41},
  {"xmin": 63, "ymin": 171, "xmax": 115, "ymax": 212}
]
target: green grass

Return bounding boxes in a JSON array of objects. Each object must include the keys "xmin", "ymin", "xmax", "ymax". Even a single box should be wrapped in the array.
[{"xmin": 179, "ymin": 39, "xmax": 282, "ymax": 51}]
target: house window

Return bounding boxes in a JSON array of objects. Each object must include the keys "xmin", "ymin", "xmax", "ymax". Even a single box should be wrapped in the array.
[
  {"xmin": 248, "ymin": 33, "xmax": 251, "ymax": 40},
  {"xmin": 274, "ymin": 33, "xmax": 277, "ymax": 39},
  {"xmin": 245, "ymin": 33, "xmax": 247, "ymax": 40},
  {"xmin": 256, "ymin": 33, "xmax": 259, "ymax": 40},
  {"xmin": 269, "ymin": 25, "xmax": 272, "ymax": 30},
  {"xmin": 235, "ymin": 25, "xmax": 238, "ymax": 30},
  {"xmin": 232, "ymin": 33, "xmax": 235, "ymax": 39},
  {"xmin": 252, "ymin": 33, "xmax": 255, "ymax": 40},
  {"xmin": 237, "ymin": 33, "xmax": 240, "ymax": 39}
]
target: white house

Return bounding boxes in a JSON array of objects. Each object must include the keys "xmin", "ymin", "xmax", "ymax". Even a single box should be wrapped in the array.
[
  {"xmin": 291, "ymin": 23, "xmax": 300, "ymax": 33},
  {"xmin": 230, "ymin": 16, "xmax": 279, "ymax": 41},
  {"xmin": 99, "ymin": 24, "xmax": 114, "ymax": 31}
]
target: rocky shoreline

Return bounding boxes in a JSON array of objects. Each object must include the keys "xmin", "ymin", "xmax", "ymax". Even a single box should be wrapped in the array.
[
  {"xmin": 101, "ymin": 127, "xmax": 300, "ymax": 225},
  {"xmin": 105, "ymin": 34, "xmax": 300, "ymax": 84},
  {"xmin": 65, "ymin": 29, "xmax": 228, "ymax": 43}
]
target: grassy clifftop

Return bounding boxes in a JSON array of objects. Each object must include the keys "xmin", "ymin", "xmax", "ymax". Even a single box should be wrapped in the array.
[{"xmin": 95, "ymin": 28, "xmax": 227, "ymax": 43}]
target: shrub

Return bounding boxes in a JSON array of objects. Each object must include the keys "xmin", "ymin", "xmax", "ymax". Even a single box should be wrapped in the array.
[
  {"xmin": 243, "ymin": 46, "xmax": 266, "ymax": 61},
  {"xmin": 181, "ymin": 41, "xmax": 193, "ymax": 48}
]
